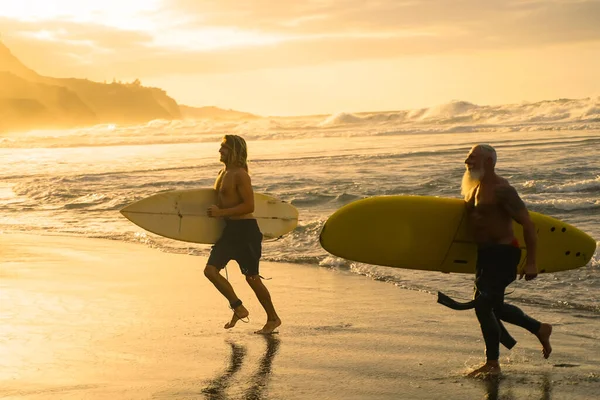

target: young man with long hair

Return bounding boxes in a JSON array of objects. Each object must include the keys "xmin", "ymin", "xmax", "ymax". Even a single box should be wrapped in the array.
[{"xmin": 204, "ymin": 135, "xmax": 281, "ymax": 334}]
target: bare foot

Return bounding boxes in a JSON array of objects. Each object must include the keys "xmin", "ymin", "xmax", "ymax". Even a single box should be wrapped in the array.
[
  {"xmin": 224, "ymin": 304, "xmax": 249, "ymax": 329},
  {"xmin": 536, "ymin": 323, "xmax": 552, "ymax": 359},
  {"xmin": 254, "ymin": 318, "xmax": 282, "ymax": 335},
  {"xmin": 467, "ymin": 361, "xmax": 501, "ymax": 378}
]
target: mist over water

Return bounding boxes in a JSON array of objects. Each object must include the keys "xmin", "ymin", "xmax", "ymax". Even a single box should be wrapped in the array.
[{"xmin": 1, "ymin": 98, "xmax": 599, "ymax": 313}]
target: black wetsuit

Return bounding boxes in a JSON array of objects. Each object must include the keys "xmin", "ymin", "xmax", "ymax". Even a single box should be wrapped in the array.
[
  {"xmin": 207, "ymin": 219, "xmax": 263, "ymax": 276},
  {"xmin": 474, "ymin": 243, "xmax": 541, "ymax": 360},
  {"xmin": 438, "ymin": 243, "xmax": 542, "ymax": 360}
]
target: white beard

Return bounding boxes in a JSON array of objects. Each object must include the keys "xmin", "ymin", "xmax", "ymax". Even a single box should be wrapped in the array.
[{"xmin": 461, "ymin": 168, "xmax": 484, "ymax": 200}]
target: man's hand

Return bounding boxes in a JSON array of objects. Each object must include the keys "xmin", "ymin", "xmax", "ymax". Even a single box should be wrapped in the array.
[
  {"xmin": 207, "ymin": 205, "xmax": 222, "ymax": 218},
  {"xmin": 519, "ymin": 261, "xmax": 538, "ymax": 281}
]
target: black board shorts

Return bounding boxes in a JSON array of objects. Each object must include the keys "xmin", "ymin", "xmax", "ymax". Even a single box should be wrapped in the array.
[{"xmin": 207, "ymin": 219, "xmax": 263, "ymax": 276}]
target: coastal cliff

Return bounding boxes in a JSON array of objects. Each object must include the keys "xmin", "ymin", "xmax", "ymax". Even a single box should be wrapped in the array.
[{"xmin": 0, "ymin": 42, "xmax": 255, "ymax": 133}]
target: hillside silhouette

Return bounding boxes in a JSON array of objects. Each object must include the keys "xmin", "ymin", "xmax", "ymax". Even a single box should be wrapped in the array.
[
  {"xmin": 179, "ymin": 105, "xmax": 258, "ymax": 120},
  {"xmin": 0, "ymin": 41, "xmax": 256, "ymax": 132}
]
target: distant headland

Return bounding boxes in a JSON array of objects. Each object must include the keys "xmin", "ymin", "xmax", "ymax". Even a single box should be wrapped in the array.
[{"xmin": 0, "ymin": 41, "xmax": 258, "ymax": 133}]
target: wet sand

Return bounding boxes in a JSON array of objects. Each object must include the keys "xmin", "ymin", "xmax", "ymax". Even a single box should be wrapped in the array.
[{"xmin": 1, "ymin": 233, "xmax": 598, "ymax": 399}]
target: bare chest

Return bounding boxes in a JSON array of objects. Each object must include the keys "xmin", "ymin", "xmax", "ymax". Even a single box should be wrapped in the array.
[
  {"xmin": 473, "ymin": 185, "xmax": 496, "ymax": 206},
  {"xmin": 215, "ymin": 171, "xmax": 239, "ymax": 203},
  {"xmin": 468, "ymin": 186, "xmax": 505, "ymax": 218}
]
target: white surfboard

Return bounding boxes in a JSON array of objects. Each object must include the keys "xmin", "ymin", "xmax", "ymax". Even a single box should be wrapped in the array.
[{"xmin": 121, "ymin": 189, "xmax": 298, "ymax": 244}]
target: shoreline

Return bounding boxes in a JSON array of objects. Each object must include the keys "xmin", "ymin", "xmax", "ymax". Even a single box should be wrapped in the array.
[{"xmin": 1, "ymin": 232, "xmax": 599, "ymax": 399}]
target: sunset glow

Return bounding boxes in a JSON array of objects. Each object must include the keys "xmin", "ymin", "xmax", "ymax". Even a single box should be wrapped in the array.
[
  {"xmin": 0, "ymin": 1, "xmax": 161, "ymax": 28},
  {"xmin": 1, "ymin": 0, "xmax": 599, "ymax": 115}
]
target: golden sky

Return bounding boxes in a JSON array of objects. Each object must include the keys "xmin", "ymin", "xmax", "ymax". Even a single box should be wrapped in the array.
[{"xmin": 2, "ymin": 0, "xmax": 600, "ymax": 115}]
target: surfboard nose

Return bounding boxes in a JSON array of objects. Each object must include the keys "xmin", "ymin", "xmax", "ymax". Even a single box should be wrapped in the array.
[{"xmin": 579, "ymin": 232, "xmax": 597, "ymax": 266}]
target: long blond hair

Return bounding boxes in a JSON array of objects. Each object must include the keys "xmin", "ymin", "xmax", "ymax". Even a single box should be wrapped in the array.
[{"xmin": 223, "ymin": 135, "xmax": 248, "ymax": 171}]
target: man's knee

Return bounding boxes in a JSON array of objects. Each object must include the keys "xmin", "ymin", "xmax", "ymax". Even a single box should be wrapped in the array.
[
  {"xmin": 245, "ymin": 274, "xmax": 261, "ymax": 285},
  {"xmin": 474, "ymin": 292, "xmax": 503, "ymax": 314},
  {"xmin": 204, "ymin": 265, "xmax": 220, "ymax": 280}
]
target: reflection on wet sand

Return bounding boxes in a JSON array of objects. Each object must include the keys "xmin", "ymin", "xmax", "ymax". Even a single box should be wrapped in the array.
[
  {"xmin": 202, "ymin": 335, "xmax": 281, "ymax": 400},
  {"xmin": 201, "ymin": 341, "xmax": 246, "ymax": 399},
  {"xmin": 481, "ymin": 373, "xmax": 552, "ymax": 400}
]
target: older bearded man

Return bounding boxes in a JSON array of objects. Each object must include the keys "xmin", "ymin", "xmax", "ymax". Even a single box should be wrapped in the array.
[{"xmin": 457, "ymin": 144, "xmax": 552, "ymax": 377}]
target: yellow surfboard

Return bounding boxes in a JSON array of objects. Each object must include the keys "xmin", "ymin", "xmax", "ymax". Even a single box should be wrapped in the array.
[
  {"xmin": 319, "ymin": 196, "xmax": 596, "ymax": 274},
  {"xmin": 121, "ymin": 189, "xmax": 298, "ymax": 244}
]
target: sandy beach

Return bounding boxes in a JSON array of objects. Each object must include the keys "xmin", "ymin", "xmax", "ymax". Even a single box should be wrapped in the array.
[{"xmin": 1, "ymin": 232, "xmax": 598, "ymax": 399}]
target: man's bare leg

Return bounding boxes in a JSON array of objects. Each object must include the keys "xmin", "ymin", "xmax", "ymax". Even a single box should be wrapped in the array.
[
  {"xmin": 467, "ymin": 360, "xmax": 501, "ymax": 377},
  {"xmin": 204, "ymin": 265, "xmax": 249, "ymax": 329},
  {"xmin": 536, "ymin": 323, "xmax": 552, "ymax": 359},
  {"xmin": 246, "ymin": 275, "xmax": 281, "ymax": 334}
]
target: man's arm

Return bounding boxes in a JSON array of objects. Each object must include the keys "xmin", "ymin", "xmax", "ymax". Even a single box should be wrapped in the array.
[
  {"xmin": 213, "ymin": 168, "xmax": 224, "ymax": 190},
  {"xmin": 497, "ymin": 185, "xmax": 538, "ymax": 280}
]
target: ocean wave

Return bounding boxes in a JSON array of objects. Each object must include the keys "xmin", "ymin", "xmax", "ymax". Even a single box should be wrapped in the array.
[
  {"xmin": 13, "ymin": 179, "xmax": 79, "ymax": 203},
  {"xmin": 276, "ymin": 219, "xmax": 325, "ymax": 248},
  {"xmin": 3, "ymin": 120, "xmax": 599, "ymax": 148},
  {"xmin": 588, "ymin": 244, "xmax": 600, "ymax": 269},
  {"xmin": 63, "ymin": 193, "xmax": 109, "ymax": 209},
  {"xmin": 419, "ymin": 100, "xmax": 479, "ymax": 121},
  {"xmin": 318, "ymin": 255, "xmax": 353, "ymax": 269},
  {"xmin": 547, "ymin": 176, "xmax": 600, "ymax": 193},
  {"xmin": 335, "ymin": 193, "xmax": 361, "ymax": 203},
  {"xmin": 523, "ymin": 175, "xmax": 600, "ymax": 195},
  {"xmin": 316, "ymin": 98, "xmax": 600, "ymax": 128},
  {"xmin": 3, "ymin": 97, "xmax": 600, "ymax": 149},
  {"xmin": 319, "ymin": 112, "xmax": 365, "ymax": 126},
  {"xmin": 528, "ymin": 198, "xmax": 600, "ymax": 211},
  {"xmin": 290, "ymin": 193, "xmax": 337, "ymax": 206},
  {"xmin": 288, "ymin": 191, "xmax": 363, "ymax": 207}
]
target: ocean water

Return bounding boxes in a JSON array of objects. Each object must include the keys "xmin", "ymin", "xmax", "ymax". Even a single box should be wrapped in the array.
[{"xmin": 1, "ymin": 98, "xmax": 599, "ymax": 315}]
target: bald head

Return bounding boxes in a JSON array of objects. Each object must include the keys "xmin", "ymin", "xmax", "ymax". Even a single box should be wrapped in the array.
[
  {"xmin": 471, "ymin": 144, "xmax": 497, "ymax": 167},
  {"xmin": 462, "ymin": 144, "xmax": 497, "ymax": 199}
]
